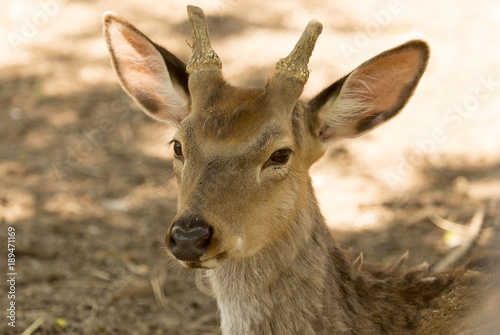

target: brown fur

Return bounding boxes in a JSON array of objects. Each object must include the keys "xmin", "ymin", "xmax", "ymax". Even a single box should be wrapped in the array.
[
  {"xmin": 206, "ymin": 182, "xmax": 499, "ymax": 334},
  {"xmin": 103, "ymin": 7, "xmax": 500, "ymax": 335}
]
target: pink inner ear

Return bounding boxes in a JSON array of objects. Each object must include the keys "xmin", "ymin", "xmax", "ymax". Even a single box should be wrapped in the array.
[
  {"xmin": 120, "ymin": 30, "xmax": 166, "ymax": 76},
  {"xmin": 105, "ymin": 16, "xmax": 188, "ymax": 124},
  {"xmin": 350, "ymin": 47, "xmax": 425, "ymax": 113},
  {"xmin": 317, "ymin": 42, "xmax": 428, "ymax": 142},
  {"xmin": 107, "ymin": 22, "xmax": 165, "ymax": 104}
]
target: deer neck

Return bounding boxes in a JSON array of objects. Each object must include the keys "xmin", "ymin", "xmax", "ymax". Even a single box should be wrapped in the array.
[{"xmin": 207, "ymin": 179, "xmax": 353, "ymax": 334}]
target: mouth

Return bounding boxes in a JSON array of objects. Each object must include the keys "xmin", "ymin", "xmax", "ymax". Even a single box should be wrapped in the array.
[
  {"xmin": 169, "ymin": 238, "xmax": 240, "ymax": 269},
  {"xmin": 181, "ymin": 257, "xmax": 220, "ymax": 269},
  {"xmin": 174, "ymin": 249, "xmax": 230, "ymax": 269}
]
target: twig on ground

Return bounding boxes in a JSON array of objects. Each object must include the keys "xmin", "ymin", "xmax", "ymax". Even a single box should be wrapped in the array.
[
  {"xmin": 431, "ymin": 207, "xmax": 485, "ymax": 273},
  {"xmin": 430, "ymin": 214, "xmax": 469, "ymax": 235},
  {"xmin": 493, "ymin": 199, "xmax": 500, "ymax": 227},
  {"xmin": 21, "ymin": 316, "xmax": 46, "ymax": 335},
  {"xmin": 151, "ymin": 272, "xmax": 186, "ymax": 316}
]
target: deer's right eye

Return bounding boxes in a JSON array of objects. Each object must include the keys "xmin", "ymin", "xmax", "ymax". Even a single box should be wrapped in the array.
[{"xmin": 173, "ymin": 141, "xmax": 183, "ymax": 158}]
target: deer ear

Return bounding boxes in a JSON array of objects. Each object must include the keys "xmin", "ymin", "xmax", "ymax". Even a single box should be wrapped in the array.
[
  {"xmin": 309, "ymin": 40, "xmax": 430, "ymax": 142},
  {"xmin": 103, "ymin": 12, "xmax": 190, "ymax": 126}
]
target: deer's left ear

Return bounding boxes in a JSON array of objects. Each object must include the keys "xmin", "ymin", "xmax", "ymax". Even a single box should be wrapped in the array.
[{"xmin": 309, "ymin": 40, "xmax": 430, "ymax": 142}]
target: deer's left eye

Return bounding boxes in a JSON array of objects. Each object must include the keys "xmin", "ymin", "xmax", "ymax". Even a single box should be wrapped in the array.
[
  {"xmin": 264, "ymin": 149, "xmax": 291, "ymax": 168},
  {"xmin": 173, "ymin": 141, "xmax": 183, "ymax": 158}
]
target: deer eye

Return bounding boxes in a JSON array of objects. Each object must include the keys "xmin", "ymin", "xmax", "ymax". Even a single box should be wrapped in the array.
[
  {"xmin": 264, "ymin": 149, "xmax": 291, "ymax": 168},
  {"xmin": 271, "ymin": 149, "xmax": 291, "ymax": 164},
  {"xmin": 173, "ymin": 141, "xmax": 183, "ymax": 158}
]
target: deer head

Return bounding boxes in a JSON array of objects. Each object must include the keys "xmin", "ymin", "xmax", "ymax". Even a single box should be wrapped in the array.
[{"xmin": 103, "ymin": 6, "xmax": 429, "ymax": 269}]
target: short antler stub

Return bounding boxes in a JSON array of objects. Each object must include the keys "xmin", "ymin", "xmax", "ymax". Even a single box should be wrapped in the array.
[
  {"xmin": 186, "ymin": 5, "xmax": 222, "ymax": 74},
  {"xmin": 275, "ymin": 19, "xmax": 323, "ymax": 83}
]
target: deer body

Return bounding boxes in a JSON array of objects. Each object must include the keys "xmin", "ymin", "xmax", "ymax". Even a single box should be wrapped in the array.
[
  {"xmin": 206, "ymin": 181, "xmax": 491, "ymax": 335},
  {"xmin": 103, "ymin": 6, "xmax": 499, "ymax": 334}
]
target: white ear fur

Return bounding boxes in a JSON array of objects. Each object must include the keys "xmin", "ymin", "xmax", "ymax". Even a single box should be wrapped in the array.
[
  {"xmin": 103, "ymin": 12, "xmax": 189, "ymax": 126},
  {"xmin": 317, "ymin": 73, "xmax": 378, "ymax": 140},
  {"xmin": 315, "ymin": 40, "xmax": 429, "ymax": 142}
]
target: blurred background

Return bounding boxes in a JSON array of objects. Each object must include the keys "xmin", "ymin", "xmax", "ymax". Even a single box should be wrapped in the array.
[{"xmin": 1, "ymin": 0, "xmax": 499, "ymax": 333}]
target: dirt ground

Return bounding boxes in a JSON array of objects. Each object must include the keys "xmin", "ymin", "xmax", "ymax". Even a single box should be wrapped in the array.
[{"xmin": 1, "ymin": 0, "xmax": 499, "ymax": 334}]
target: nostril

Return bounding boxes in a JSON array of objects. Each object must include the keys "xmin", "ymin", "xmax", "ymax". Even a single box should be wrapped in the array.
[
  {"xmin": 172, "ymin": 226, "xmax": 209, "ymax": 242},
  {"xmin": 195, "ymin": 226, "xmax": 212, "ymax": 248},
  {"xmin": 169, "ymin": 233, "xmax": 177, "ymax": 248}
]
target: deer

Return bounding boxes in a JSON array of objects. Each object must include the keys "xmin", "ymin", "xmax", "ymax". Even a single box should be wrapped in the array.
[{"xmin": 103, "ymin": 5, "xmax": 500, "ymax": 335}]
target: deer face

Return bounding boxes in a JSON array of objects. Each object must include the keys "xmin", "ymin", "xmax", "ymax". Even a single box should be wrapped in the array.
[
  {"xmin": 165, "ymin": 66, "xmax": 320, "ymax": 267},
  {"xmin": 167, "ymin": 85, "xmax": 323, "ymax": 268},
  {"xmin": 104, "ymin": 6, "xmax": 429, "ymax": 268}
]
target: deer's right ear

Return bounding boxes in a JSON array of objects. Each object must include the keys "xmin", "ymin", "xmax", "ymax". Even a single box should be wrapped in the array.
[{"xmin": 103, "ymin": 12, "xmax": 190, "ymax": 126}]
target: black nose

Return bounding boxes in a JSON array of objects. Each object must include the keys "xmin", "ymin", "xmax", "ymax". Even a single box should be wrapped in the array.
[{"xmin": 167, "ymin": 216, "xmax": 212, "ymax": 262}]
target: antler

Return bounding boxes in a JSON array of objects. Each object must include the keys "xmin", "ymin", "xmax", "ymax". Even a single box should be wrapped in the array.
[
  {"xmin": 186, "ymin": 5, "xmax": 222, "ymax": 74},
  {"xmin": 275, "ymin": 20, "xmax": 323, "ymax": 84},
  {"xmin": 264, "ymin": 19, "xmax": 322, "ymax": 110}
]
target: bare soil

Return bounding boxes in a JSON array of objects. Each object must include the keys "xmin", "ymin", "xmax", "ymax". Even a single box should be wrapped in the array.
[{"xmin": 1, "ymin": 0, "xmax": 499, "ymax": 334}]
